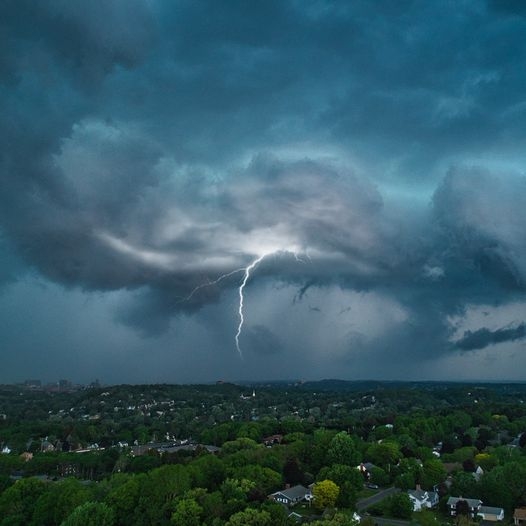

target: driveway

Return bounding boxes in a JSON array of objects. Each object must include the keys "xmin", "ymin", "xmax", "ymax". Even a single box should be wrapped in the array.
[{"xmin": 356, "ymin": 487, "xmax": 400, "ymax": 511}]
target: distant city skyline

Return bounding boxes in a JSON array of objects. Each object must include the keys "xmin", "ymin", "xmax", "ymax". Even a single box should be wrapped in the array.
[{"xmin": 1, "ymin": 1, "xmax": 526, "ymax": 383}]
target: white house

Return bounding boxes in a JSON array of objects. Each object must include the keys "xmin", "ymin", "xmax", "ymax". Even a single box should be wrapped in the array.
[
  {"xmin": 407, "ymin": 489, "xmax": 439, "ymax": 511},
  {"xmin": 478, "ymin": 506, "xmax": 505, "ymax": 522},
  {"xmin": 447, "ymin": 497, "xmax": 483, "ymax": 518},
  {"xmin": 473, "ymin": 465, "xmax": 484, "ymax": 482}
]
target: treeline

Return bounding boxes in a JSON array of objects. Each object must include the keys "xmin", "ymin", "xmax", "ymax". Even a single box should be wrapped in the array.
[{"xmin": 0, "ymin": 432, "xmax": 368, "ymax": 526}]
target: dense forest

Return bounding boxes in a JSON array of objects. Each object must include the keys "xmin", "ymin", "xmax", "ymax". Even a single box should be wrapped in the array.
[{"xmin": 1, "ymin": 381, "xmax": 526, "ymax": 525}]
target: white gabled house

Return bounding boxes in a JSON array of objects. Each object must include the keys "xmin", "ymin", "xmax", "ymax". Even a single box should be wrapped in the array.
[
  {"xmin": 407, "ymin": 488, "xmax": 439, "ymax": 511},
  {"xmin": 447, "ymin": 497, "xmax": 504, "ymax": 521},
  {"xmin": 447, "ymin": 497, "xmax": 483, "ymax": 518}
]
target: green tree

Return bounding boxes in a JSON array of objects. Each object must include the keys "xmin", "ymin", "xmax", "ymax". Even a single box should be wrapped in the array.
[
  {"xmin": 105, "ymin": 474, "xmax": 145, "ymax": 526},
  {"xmin": 451, "ymin": 471, "xmax": 478, "ymax": 500},
  {"xmin": 228, "ymin": 464, "xmax": 282, "ymax": 494},
  {"xmin": 318, "ymin": 464, "xmax": 363, "ymax": 508},
  {"xmin": 366, "ymin": 441, "xmax": 401, "ymax": 468},
  {"xmin": 327, "ymin": 432, "xmax": 361, "ymax": 466},
  {"xmin": 394, "ymin": 471, "xmax": 415, "ymax": 490},
  {"xmin": 283, "ymin": 458, "xmax": 304, "ymax": 485},
  {"xmin": 0, "ymin": 477, "xmax": 47, "ymax": 526},
  {"xmin": 313, "ymin": 479, "xmax": 340, "ymax": 510},
  {"xmin": 455, "ymin": 499, "xmax": 470, "ymax": 517},
  {"xmin": 478, "ymin": 461, "xmax": 526, "ymax": 511},
  {"xmin": 133, "ymin": 465, "xmax": 191, "ymax": 524},
  {"xmin": 171, "ymin": 498, "xmax": 202, "ymax": 526},
  {"xmin": 305, "ymin": 429, "xmax": 337, "ymax": 473},
  {"xmin": 389, "ymin": 492, "xmax": 413, "ymax": 519},
  {"xmin": 60, "ymin": 502, "xmax": 114, "ymax": 526},
  {"xmin": 201, "ymin": 490, "xmax": 225, "ymax": 523},
  {"xmin": 474, "ymin": 453, "xmax": 498, "ymax": 472},
  {"xmin": 222, "ymin": 438, "xmax": 260, "ymax": 454},
  {"xmin": 31, "ymin": 477, "xmax": 91, "ymax": 526},
  {"xmin": 421, "ymin": 459, "xmax": 446, "ymax": 489},
  {"xmin": 188, "ymin": 454, "xmax": 226, "ymax": 490},
  {"xmin": 259, "ymin": 501, "xmax": 290, "ymax": 526},
  {"xmin": 220, "ymin": 478, "xmax": 254, "ymax": 517},
  {"xmin": 225, "ymin": 507, "xmax": 272, "ymax": 526},
  {"xmin": 369, "ymin": 466, "xmax": 389, "ymax": 486},
  {"xmin": 237, "ymin": 423, "xmax": 263, "ymax": 442},
  {"xmin": 0, "ymin": 475, "xmax": 12, "ymax": 494}
]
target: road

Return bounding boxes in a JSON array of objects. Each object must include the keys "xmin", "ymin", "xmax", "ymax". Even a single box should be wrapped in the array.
[{"xmin": 356, "ymin": 487, "xmax": 400, "ymax": 511}]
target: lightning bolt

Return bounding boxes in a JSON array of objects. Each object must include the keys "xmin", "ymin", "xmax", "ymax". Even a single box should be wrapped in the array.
[
  {"xmin": 178, "ymin": 267, "xmax": 245, "ymax": 303},
  {"xmin": 177, "ymin": 249, "xmax": 310, "ymax": 358},
  {"xmin": 235, "ymin": 253, "xmax": 268, "ymax": 358}
]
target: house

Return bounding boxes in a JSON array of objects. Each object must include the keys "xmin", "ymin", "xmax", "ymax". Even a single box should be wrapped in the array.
[
  {"xmin": 407, "ymin": 488, "xmax": 439, "ymax": 511},
  {"xmin": 357, "ymin": 462, "xmax": 376, "ymax": 480},
  {"xmin": 478, "ymin": 506, "xmax": 504, "ymax": 521},
  {"xmin": 514, "ymin": 508, "xmax": 526, "ymax": 526},
  {"xmin": 20, "ymin": 452, "xmax": 33, "ymax": 462},
  {"xmin": 269, "ymin": 485, "xmax": 311, "ymax": 506},
  {"xmin": 263, "ymin": 434, "xmax": 283, "ymax": 446},
  {"xmin": 447, "ymin": 497, "xmax": 482, "ymax": 518},
  {"xmin": 288, "ymin": 511, "xmax": 303, "ymax": 523},
  {"xmin": 473, "ymin": 465, "xmax": 484, "ymax": 482},
  {"xmin": 41, "ymin": 440, "xmax": 55, "ymax": 452}
]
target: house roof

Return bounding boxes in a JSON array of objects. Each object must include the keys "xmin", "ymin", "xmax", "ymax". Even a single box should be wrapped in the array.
[
  {"xmin": 447, "ymin": 497, "xmax": 482, "ymax": 508},
  {"xmin": 408, "ymin": 490, "xmax": 438, "ymax": 501},
  {"xmin": 408, "ymin": 490, "xmax": 428, "ymax": 500},
  {"xmin": 514, "ymin": 508, "xmax": 526, "ymax": 520},
  {"xmin": 479, "ymin": 506, "xmax": 504, "ymax": 515},
  {"xmin": 357, "ymin": 462, "xmax": 376, "ymax": 471},
  {"xmin": 272, "ymin": 485, "xmax": 309, "ymax": 500}
]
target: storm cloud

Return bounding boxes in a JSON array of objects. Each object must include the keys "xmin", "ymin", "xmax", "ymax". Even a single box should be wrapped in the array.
[
  {"xmin": 455, "ymin": 322, "xmax": 526, "ymax": 351},
  {"xmin": 2, "ymin": 0, "xmax": 526, "ymax": 382}
]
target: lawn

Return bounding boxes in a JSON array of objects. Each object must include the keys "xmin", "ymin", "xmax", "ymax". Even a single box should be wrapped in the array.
[{"xmin": 357, "ymin": 487, "xmax": 380, "ymax": 499}]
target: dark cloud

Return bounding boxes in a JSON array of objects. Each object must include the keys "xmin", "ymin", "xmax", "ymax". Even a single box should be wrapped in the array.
[
  {"xmin": 432, "ymin": 168, "xmax": 526, "ymax": 291},
  {"xmin": 1, "ymin": 0, "xmax": 526, "ymax": 381},
  {"xmin": 455, "ymin": 322, "xmax": 526, "ymax": 351},
  {"xmin": 244, "ymin": 325, "xmax": 283, "ymax": 356}
]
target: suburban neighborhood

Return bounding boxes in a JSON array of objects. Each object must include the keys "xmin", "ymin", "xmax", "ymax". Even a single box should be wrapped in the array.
[{"xmin": 0, "ymin": 381, "xmax": 526, "ymax": 525}]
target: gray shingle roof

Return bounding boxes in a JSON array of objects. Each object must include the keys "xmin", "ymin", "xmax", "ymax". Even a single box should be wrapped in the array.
[
  {"xmin": 448, "ymin": 497, "xmax": 482, "ymax": 508},
  {"xmin": 273, "ymin": 485, "xmax": 309, "ymax": 500},
  {"xmin": 479, "ymin": 506, "xmax": 504, "ymax": 515}
]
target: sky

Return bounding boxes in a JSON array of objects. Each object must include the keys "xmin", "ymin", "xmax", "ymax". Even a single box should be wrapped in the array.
[{"xmin": 1, "ymin": 0, "xmax": 526, "ymax": 384}]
